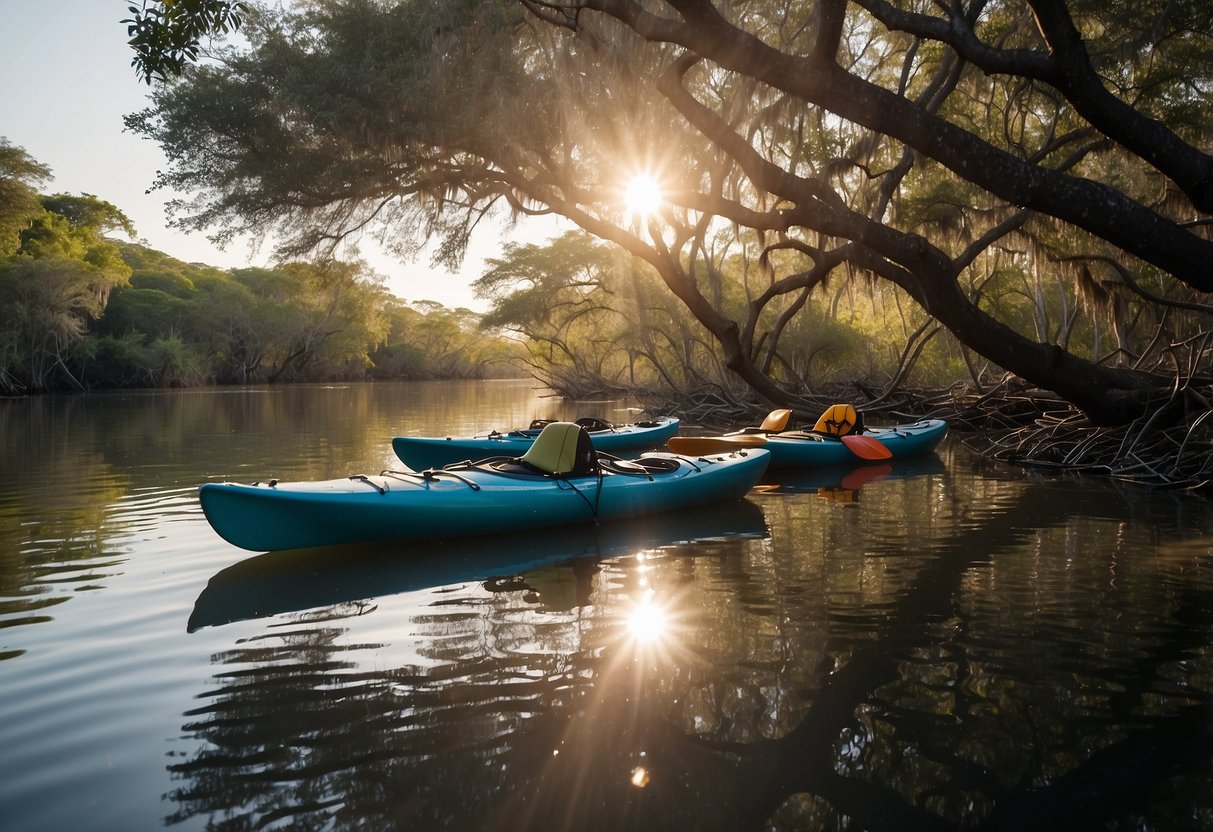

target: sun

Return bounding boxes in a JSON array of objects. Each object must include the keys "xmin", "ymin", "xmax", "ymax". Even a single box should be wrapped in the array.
[{"xmin": 623, "ymin": 174, "xmax": 663, "ymax": 221}]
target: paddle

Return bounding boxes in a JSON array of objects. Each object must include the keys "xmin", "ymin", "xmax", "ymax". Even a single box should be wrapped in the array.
[
  {"xmin": 840, "ymin": 433, "xmax": 893, "ymax": 460},
  {"xmin": 667, "ymin": 435, "xmax": 769, "ymax": 455},
  {"xmin": 670, "ymin": 431, "xmax": 891, "ymax": 460}
]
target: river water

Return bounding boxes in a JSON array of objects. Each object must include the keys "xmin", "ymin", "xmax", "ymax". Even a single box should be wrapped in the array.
[{"xmin": 1, "ymin": 380, "xmax": 1211, "ymax": 831}]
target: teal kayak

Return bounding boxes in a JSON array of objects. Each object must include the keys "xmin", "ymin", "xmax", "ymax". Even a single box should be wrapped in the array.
[
  {"xmin": 199, "ymin": 445, "xmax": 769, "ymax": 552},
  {"xmin": 188, "ymin": 499, "xmax": 769, "ymax": 630},
  {"xmin": 670, "ymin": 418, "xmax": 947, "ymax": 470},
  {"xmin": 758, "ymin": 418, "xmax": 948, "ymax": 469},
  {"xmin": 392, "ymin": 416, "xmax": 679, "ymax": 469}
]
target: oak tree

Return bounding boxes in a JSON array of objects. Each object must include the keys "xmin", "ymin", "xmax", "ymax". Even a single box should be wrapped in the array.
[{"xmin": 126, "ymin": 0, "xmax": 1213, "ymax": 424}]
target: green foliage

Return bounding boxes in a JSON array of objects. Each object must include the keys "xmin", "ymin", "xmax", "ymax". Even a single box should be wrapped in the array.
[
  {"xmin": 20, "ymin": 213, "xmax": 133, "ymax": 284},
  {"xmin": 130, "ymin": 269, "xmax": 196, "ymax": 297},
  {"xmin": 366, "ymin": 340, "xmax": 428, "ymax": 379},
  {"xmin": 372, "ymin": 299, "xmax": 525, "ymax": 380},
  {"xmin": 125, "ymin": 0, "xmax": 537, "ymax": 263},
  {"xmin": 125, "ymin": 0, "xmax": 250, "ymax": 84},
  {"xmin": 0, "ymin": 182, "xmax": 522, "ymax": 392},
  {"xmin": 0, "ymin": 258, "xmax": 114, "ymax": 392},
  {"xmin": 1067, "ymin": 0, "xmax": 1213, "ymax": 130},
  {"xmin": 0, "ymin": 190, "xmax": 136, "ymax": 392},
  {"xmin": 78, "ymin": 333, "xmax": 156, "ymax": 388},
  {"xmin": 95, "ymin": 286, "xmax": 191, "ymax": 342},
  {"xmin": 0, "ymin": 143, "xmax": 529, "ymax": 393},
  {"xmin": 477, "ymin": 232, "xmax": 616, "ymax": 330},
  {"xmin": 475, "ymin": 231, "xmax": 720, "ymax": 392},
  {"xmin": 0, "ymin": 138, "xmax": 52, "ymax": 257},
  {"xmin": 39, "ymin": 194, "xmax": 136, "ymax": 238},
  {"xmin": 75, "ymin": 244, "xmax": 526, "ymax": 390},
  {"xmin": 149, "ymin": 332, "xmax": 206, "ymax": 387}
]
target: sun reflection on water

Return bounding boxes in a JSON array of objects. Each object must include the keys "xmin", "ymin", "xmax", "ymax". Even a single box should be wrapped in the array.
[
  {"xmin": 626, "ymin": 594, "xmax": 668, "ymax": 644},
  {"xmin": 617, "ymin": 552, "xmax": 694, "ymax": 668}
]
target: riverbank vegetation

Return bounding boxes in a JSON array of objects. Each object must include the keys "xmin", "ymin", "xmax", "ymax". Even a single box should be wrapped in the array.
[{"xmin": 0, "ymin": 140, "xmax": 525, "ymax": 394}]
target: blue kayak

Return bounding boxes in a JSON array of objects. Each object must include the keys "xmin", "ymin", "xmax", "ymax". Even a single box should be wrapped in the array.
[
  {"xmin": 199, "ymin": 423, "xmax": 768, "ymax": 552},
  {"xmin": 669, "ymin": 418, "xmax": 948, "ymax": 470},
  {"xmin": 392, "ymin": 416, "xmax": 679, "ymax": 469},
  {"xmin": 758, "ymin": 418, "xmax": 948, "ymax": 469}
]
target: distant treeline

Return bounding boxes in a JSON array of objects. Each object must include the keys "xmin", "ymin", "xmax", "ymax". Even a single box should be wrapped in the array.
[
  {"xmin": 0, "ymin": 143, "xmax": 526, "ymax": 395},
  {"xmin": 85, "ymin": 243, "xmax": 527, "ymax": 390}
]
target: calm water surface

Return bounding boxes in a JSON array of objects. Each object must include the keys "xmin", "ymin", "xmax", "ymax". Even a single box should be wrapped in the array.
[{"xmin": 2, "ymin": 380, "xmax": 1211, "ymax": 831}]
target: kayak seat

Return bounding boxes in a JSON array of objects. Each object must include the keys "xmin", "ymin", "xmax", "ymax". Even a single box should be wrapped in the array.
[
  {"xmin": 517, "ymin": 422, "xmax": 598, "ymax": 476},
  {"xmin": 574, "ymin": 416, "xmax": 614, "ymax": 432},
  {"xmin": 813, "ymin": 403, "xmax": 864, "ymax": 437},
  {"xmin": 740, "ymin": 408, "xmax": 792, "ymax": 434},
  {"xmin": 597, "ymin": 453, "xmax": 681, "ymax": 476},
  {"xmin": 761, "ymin": 408, "xmax": 792, "ymax": 432}
]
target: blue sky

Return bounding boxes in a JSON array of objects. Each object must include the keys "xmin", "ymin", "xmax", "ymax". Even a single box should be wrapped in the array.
[{"xmin": 0, "ymin": 0, "xmax": 560, "ymax": 309}]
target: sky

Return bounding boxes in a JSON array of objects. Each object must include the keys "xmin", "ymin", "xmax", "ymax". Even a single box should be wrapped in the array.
[{"xmin": 0, "ymin": 0, "xmax": 564, "ymax": 310}]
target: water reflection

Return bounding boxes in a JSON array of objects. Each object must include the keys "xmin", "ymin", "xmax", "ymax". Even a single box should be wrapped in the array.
[
  {"xmin": 626, "ymin": 592, "xmax": 669, "ymax": 644},
  {"xmin": 0, "ymin": 381, "xmax": 605, "ymax": 659},
  {"xmin": 0, "ymin": 397, "xmax": 139, "ymax": 661},
  {"xmin": 188, "ymin": 500, "xmax": 769, "ymax": 630},
  {"xmin": 757, "ymin": 455, "xmax": 944, "ymax": 493},
  {"xmin": 169, "ymin": 523, "xmax": 768, "ymax": 830},
  {"xmin": 5, "ymin": 385, "xmax": 1213, "ymax": 831},
  {"xmin": 167, "ymin": 446, "xmax": 1213, "ymax": 831}
]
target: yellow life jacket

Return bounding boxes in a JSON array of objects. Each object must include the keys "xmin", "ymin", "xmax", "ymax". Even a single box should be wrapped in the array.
[{"xmin": 813, "ymin": 404, "xmax": 860, "ymax": 437}]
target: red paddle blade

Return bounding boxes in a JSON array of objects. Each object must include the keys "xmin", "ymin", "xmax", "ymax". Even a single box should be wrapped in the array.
[{"xmin": 841, "ymin": 434, "xmax": 893, "ymax": 460}]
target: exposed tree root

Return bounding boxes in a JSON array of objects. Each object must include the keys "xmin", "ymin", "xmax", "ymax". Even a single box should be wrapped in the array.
[{"xmin": 961, "ymin": 406, "xmax": 1213, "ymax": 491}]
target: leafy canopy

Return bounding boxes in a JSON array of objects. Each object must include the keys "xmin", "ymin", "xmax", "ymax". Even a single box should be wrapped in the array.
[
  {"xmin": 0, "ymin": 138, "xmax": 52, "ymax": 256},
  {"xmin": 125, "ymin": 0, "xmax": 250, "ymax": 84}
]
